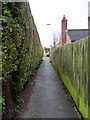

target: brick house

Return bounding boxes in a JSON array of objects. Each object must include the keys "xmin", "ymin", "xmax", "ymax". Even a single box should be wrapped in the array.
[
  {"xmin": 60, "ymin": 14, "xmax": 90, "ymax": 45},
  {"xmin": 43, "ymin": 47, "xmax": 50, "ymax": 56}
]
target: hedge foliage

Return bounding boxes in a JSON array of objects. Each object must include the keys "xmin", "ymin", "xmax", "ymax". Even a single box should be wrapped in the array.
[{"xmin": 2, "ymin": 2, "xmax": 43, "ymax": 116}]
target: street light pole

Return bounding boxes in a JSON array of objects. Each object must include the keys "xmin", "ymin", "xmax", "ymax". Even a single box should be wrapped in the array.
[
  {"xmin": 46, "ymin": 24, "xmax": 52, "ymax": 47},
  {"xmin": 46, "ymin": 24, "xmax": 52, "ymax": 61}
]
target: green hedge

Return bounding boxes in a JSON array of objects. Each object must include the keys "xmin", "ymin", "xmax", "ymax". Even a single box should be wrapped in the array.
[
  {"xmin": 51, "ymin": 37, "xmax": 90, "ymax": 118},
  {"xmin": 2, "ymin": 2, "xmax": 43, "ymax": 117}
]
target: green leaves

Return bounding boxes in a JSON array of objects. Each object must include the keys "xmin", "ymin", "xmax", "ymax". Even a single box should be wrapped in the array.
[
  {"xmin": 2, "ymin": 2, "xmax": 43, "ymax": 114},
  {"xmin": 0, "ymin": 96, "xmax": 6, "ymax": 113}
]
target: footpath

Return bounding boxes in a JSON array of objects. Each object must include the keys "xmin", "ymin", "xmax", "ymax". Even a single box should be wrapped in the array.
[{"xmin": 17, "ymin": 57, "xmax": 78, "ymax": 118}]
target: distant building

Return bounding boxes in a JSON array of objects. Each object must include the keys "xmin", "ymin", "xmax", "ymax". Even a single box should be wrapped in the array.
[
  {"xmin": 43, "ymin": 47, "xmax": 50, "ymax": 57},
  {"xmin": 52, "ymin": 2, "xmax": 90, "ymax": 47},
  {"xmin": 60, "ymin": 14, "xmax": 90, "ymax": 45}
]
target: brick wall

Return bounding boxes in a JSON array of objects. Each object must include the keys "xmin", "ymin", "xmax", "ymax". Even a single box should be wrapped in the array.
[{"xmin": 61, "ymin": 15, "xmax": 67, "ymax": 44}]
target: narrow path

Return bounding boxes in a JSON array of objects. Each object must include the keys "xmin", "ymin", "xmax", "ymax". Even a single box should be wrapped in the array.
[{"xmin": 17, "ymin": 57, "xmax": 78, "ymax": 118}]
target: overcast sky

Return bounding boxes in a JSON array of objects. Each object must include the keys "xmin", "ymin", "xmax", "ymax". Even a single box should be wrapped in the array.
[{"xmin": 29, "ymin": 0, "xmax": 89, "ymax": 47}]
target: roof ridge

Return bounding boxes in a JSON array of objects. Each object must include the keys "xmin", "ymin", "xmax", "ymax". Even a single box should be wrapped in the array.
[{"xmin": 67, "ymin": 29, "xmax": 88, "ymax": 31}]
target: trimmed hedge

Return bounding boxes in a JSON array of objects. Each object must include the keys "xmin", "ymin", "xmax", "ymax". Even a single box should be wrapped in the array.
[
  {"xmin": 2, "ymin": 2, "xmax": 43, "ymax": 117},
  {"xmin": 51, "ymin": 37, "xmax": 90, "ymax": 118}
]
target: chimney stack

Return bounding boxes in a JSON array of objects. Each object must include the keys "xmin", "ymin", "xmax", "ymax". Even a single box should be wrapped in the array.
[{"xmin": 61, "ymin": 15, "xmax": 67, "ymax": 44}]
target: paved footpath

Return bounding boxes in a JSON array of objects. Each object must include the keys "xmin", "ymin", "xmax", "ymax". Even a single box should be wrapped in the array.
[{"xmin": 17, "ymin": 57, "xmax": 78, "ymax": 118}]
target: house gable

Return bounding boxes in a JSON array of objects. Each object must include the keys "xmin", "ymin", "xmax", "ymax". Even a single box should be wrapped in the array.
[{"xmin": 67, "ymin": 29, "xmax": 89, "ymax": 42}]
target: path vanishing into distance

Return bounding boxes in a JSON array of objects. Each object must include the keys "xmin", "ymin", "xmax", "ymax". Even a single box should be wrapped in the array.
[{"xmin": 17, "ymin": 57, "xmax": 79, "ymax": 118}]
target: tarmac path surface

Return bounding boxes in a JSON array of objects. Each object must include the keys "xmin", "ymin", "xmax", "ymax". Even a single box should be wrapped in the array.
[{"xmin": 17, "ymin": 57, "xmax": 78, "ymax": 118}]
